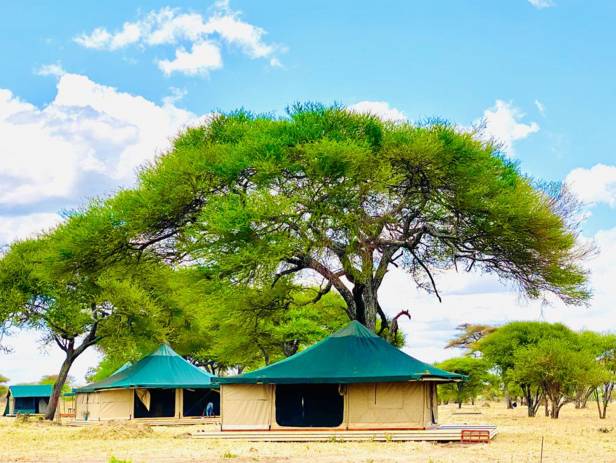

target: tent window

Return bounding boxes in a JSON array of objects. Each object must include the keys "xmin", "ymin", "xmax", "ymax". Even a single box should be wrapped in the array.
[
  {"xmin": 183, "ymin": 389, "xmax": 220, "ymax": 417},
  {"xmin": 372, "ymin": 383, "xmax": 404, "ymax": 409},
  {"xmin": 134, "ymin": 389, "xmax": 175, "ymax": 418},
  {"xmin": 275, "ymin": 384, "xmax": 344, "ymax": 428}
]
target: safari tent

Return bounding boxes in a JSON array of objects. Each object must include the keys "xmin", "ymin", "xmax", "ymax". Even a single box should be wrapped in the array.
[
  {"xmin": 217, "ymin": 321, "xmax": 464, "ymax": 431},
  {"xmin": 3, "ymin": 384, "xmax": 52, "ymax": 416},
  {"xmin": 75, "ymin": 344, "xmax": 219, "ymax": 421}
]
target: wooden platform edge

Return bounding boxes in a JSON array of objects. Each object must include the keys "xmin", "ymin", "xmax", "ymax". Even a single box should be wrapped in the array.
[{"xmin": 190, "ymin": 425, "xmax": 498, "ymax": 442}]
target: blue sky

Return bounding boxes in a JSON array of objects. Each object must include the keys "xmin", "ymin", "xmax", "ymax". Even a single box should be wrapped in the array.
[{"xmin": 1, "ymin": 0, "xmax": 616, "ymax": 384}]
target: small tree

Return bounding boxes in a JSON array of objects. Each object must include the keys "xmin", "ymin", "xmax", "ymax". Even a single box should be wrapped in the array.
[
  {"xmin": 0, "ymin": 374, "xmax": 8, "ymax": 396},
  {"xmin": 39, "ymin": 374, "xmax": 75, "ymax": 393},
  {"xmin": 581, "ymin": 333, "xmax": 616, "ymax": 419},
  {"xmin": 445, "ymin": 324, "xmax": 496, "ymax": 353},
  {"xmin": 512, "ymin": 339, "xmax": 608, "ymax": 419},
  {"xmin": 436, "ymin": 357, "xmax": 494, "ymax": 408},
  {"xmin": 476, "ymin": 321, "xmax": 578, "ymax": 416}
]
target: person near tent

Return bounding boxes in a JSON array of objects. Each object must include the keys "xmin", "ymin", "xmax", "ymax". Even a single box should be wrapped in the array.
[{"xmin": 205, "ymin": 401, "xmax": 214, "ymax": 417}]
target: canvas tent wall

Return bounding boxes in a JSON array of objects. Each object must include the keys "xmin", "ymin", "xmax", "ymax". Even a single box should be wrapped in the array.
[
  {"xmin": 75, "ymin": 344, "xmax": 219, "ymax": 421},
  {"xmin": 3, "ymin": 384, "xmax": 53, "ymax": 416},
  {"xmin": 217, "ymin": 321, "xmax": 460, "ymax": 431}
]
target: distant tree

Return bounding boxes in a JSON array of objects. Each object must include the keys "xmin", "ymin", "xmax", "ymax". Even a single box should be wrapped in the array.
[
  {"xmin": 436, "ymin": 357, "xmax": 495, "ymax": 408},
  {"xmin": 579, "ymin": 332, "xmax": 616, "ymax": 418},
  {"xmin": 476, "ymin": 321, "xmax": 578, "ymax": 416},
  {"xmin": 38, "ymin": 374, "xmax": 75, "ymax": 393},
  {"xmin": 61, "ymin": 106, "xmax": 591, "ymax": 333},
  {"xmin": 512, "ymin": 338, "xmax": 608, "ymax": 419},
  {"xmin": 0, "ymin": 374, "xmax": 8, "ymax": 396},
  {"xmin": 445, "ymin": 323, "xmax": 496, "ymax": 352}
]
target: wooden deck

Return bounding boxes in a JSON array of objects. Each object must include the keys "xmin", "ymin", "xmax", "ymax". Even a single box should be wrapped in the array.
[
  {"xmin": 69, "ymin": 416, "xmax": 221, "ymax": 426},
  {"xmin": 191, "ymin": 424, "xmax": 497, "ymax": 442}
]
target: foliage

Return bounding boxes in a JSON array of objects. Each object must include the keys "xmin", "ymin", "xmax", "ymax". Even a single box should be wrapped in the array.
[
  {"xmin": 476, "ymin": 321, "xmax": 615, "ymax": 419},
  {"xmin": 60, "ymin": 105, "xmax": 591, "ymax": 332},
  {"xmin": 445, "ymin": 323, "xmax": 496, "ymax": 352},
  {"xmin": 0, "ymin": 230, "xmax": 194, "ymax": 419},
  {"xmin": 578, "ymin": 331, "xmax": 616, "ymax": 418},
  {"xmin": 477, "ymin": 321, "xmax": 578, "ymax": 416},
  {"xmin": 88, "ymin": 277, "xmax": 351, "ymax": 377},
  {"xmin": 0, "ymin": 374, "xmax": 8, "ymax": 396},
  {"xmin": 436, "ymin": 356, "xmax": 496, "ymax": 406},
  {"xmin": 512, "ymin": 338, "xmax": 609, "ymax": 418},
  {"xmin": 39, "ymin": 374, "xmax": 74, "ymax": 393}
]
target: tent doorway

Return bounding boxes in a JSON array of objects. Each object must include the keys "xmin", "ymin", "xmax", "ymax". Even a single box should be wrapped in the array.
[
  {"xmin": 275, "ymin": 384, "xmax": 344, "ymax": 427},
  {"xmin": 134, "ymin": 389, "xmax": 175, "ymax": 418},
  {"xmin": 13, "ymin": 397, "xmax": 48, "ymax": 414},
  {"xmin": 183, "ymin": 389, "xmax": 220, "ymax": 417}
]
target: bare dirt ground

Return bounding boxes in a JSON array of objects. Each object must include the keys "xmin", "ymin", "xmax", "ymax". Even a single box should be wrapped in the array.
[{"xmin": 1, "ymin": 403, "xmax": 615, "ymax": 463}]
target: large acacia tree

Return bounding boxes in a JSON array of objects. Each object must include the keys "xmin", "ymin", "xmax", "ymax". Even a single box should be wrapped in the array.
[{"xmin": 65, "ymin": 104, "xmax": 590, "ymax": 332}]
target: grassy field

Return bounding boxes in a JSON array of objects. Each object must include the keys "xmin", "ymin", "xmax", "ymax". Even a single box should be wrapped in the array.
[{"xmin": 1, "ymin": 403, "xmax": 615, "ymax": 463}]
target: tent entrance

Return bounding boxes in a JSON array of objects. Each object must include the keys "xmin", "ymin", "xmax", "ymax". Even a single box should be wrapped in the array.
[
  {"xmin": 134, "ymin": 389, "xmax": 175, "ymax": 418},
  {"xmin": 13, "ymin": 396, "xmax": 48, "ymax": 414},
  {"xmin": 275, "ymin": 384, "xmax": 344, "ymax": 427},
  {"xmin": 183, "ymin": 389, "xmax": 220, "ymax": 417}
]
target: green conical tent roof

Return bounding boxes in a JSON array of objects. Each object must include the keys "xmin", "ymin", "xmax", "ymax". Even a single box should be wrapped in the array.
[
  {"xmin": 77, "ymin": 344, "xmax": 216, "ymax": 392},
  {"xmin": 217, "ymin": 321, "xmax": 464, "ymax": 385},
  {"xmin": 112, "ymin": 362, "xmax": 132, "ymax": 376}
]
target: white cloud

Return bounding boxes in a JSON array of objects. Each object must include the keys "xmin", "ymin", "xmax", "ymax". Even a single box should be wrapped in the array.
[
  {"xmin": 528, "ymin": 0, "xmax": 555, "ymax": 9},
  {"xmin": 534, "ymin": 99, "xmax": 546, "ymax": 116},
  {"xmin": 0, "ymin": 213, "xmax": 63, "ymax": 246},
  {"xmin": 74, "ymin": 3, "xmax": 283, "ymax": 76},
  {"xmin": 0, "ymin": 73, "xmax": 204, "ymax": 210},
  {"xmin": 348, "ymin": 101, "xmax": 406, "ymax": 122},
  {"xmin": 382, "ymin": 223, "xmax": 615, "ymax": 363},
  {"xmin": 479, "ymin": 100, "xmax": 539, "ymax": 155},
  {"xmin": 1, "ymin": 328, "xmax": 101, "ymax": 385},
  {"xmin": 158, "ymin": 41, "xmax": 223, "ymax": 76},
  {"xmin": 36, "ymin": 63, "xmax": 66, "ymax": 77},
  {"xmin": 566, "ymin": 164, "xmax": 616, "ymax": 208}
]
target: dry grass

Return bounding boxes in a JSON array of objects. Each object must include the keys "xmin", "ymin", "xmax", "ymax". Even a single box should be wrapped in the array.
[{"xmin": 1, "ymin": 403, "xmax": 615, "ymax": 463}]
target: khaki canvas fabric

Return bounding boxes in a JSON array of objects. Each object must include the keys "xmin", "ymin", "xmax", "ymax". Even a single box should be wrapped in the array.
[
  {"xmin": 221, "ymin": 384, "xmax": 273, "ymax": 430},
  {"xmin": 221, "ymin": 381, "xmax": 438, "ymax": 431},
  {"xmin": 347, "ymin": 382, "xmax": 427, "ymax": 429},
  {"xmin": 76, "ymin": 388, "xmax": 217, "ymax": 421},
  {"xmin": 76, "ymin": 389, "xmax": 133, "ymax": 421}
]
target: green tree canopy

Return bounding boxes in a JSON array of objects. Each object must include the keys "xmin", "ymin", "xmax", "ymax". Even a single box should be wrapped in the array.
[
  {"xmin": 512, "ymin": 338, "xmax": 609, "ymax": 419},
  {"xmin": 578, "ymin": 331, "xmax": 616, "ymax": 418},
  {"xmin": 0, "ymin": 374, "xmax": 8, "ymax": 396},
  {"xmin": 476, "ymin": 321, "xmax": 578, "ymax": 416},
  {"xmin": 55, "ymin": 105, "xmax": 591, "ymax": 332},
  {"xmin": 0, "ymin": 231, "xmax": 192, "ymax": 420},
  {"xmin": 436, "ymin": 356, "xmax": 496, "ymax": 407},
  {"xmin": 445, "ymin": 323, "xmax": 496, "ymax": 352}
]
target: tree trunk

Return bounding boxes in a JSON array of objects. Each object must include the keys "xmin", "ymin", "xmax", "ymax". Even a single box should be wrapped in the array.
[
  {"xmin": 45, "ymin": 350, "xmax": 75, "ymax": 420},
  {"xmin": 505, "ymin": 392, "xmax": 513, "ymax": 409},
  {"xmin": 522, "ymin": 385, "xmax": 541, "ymax": 417},
  {"xmin": 544, "ymin": 399, "xmax": 549, "ymax": 417},
  {"xmin": 362, "ymin": 284, "xmax": 378, "ymax": 332}
]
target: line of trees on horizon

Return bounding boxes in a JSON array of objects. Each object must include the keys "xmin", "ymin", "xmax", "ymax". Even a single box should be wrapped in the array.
[{"xmin": 436, "ymin": 322, "xmax": 616, "ymax": 419}]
